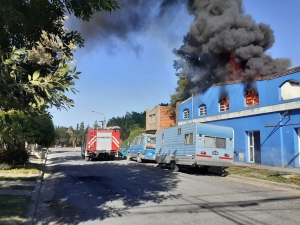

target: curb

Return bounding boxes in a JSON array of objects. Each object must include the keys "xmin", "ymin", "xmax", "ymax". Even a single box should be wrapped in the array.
[
  {"xmin": 227, "ymin": 174, "xmax": 300, "ymax": 191},
  {"xmin": 25, "ymin": 150, "xmax": 48, "ymax": 225}
]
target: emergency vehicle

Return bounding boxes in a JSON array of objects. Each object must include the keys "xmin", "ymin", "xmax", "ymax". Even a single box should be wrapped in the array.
[{"xmin": 81, "ymin": 126, "xmax": 121, "ymax": 161}]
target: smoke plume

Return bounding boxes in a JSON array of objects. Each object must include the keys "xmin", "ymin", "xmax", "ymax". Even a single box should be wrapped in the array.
[
  {"xmin": 68, "ymin": 0, "xmax": 291, "ymax": 92},
  {"xmin": 69, "ymin": 0, "xmax": 191, "ymax": 53},
  {"xmin": 175, "ymin": 0, "xmax": 291, "ymax": 93}
]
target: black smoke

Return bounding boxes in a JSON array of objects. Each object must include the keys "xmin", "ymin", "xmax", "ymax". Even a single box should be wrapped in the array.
[
  {"xmin": 175, "ymin": 0, "xmax": 291, "ymax": 93},
  {"xmin": 68, "ymin": 0, "xmax": 191, "ymax": 53}
]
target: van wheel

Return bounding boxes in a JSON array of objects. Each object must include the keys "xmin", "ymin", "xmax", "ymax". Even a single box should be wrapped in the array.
[
  {"xmin": 137, "ymin": 155, "xmax": 143, "ymax": 163},
  {"xmin": 170, "ymin": 161, "xmax": 180, "ymax": 172},
  {"xmin": 127, "ymin": 153, "xmax": 131, "ymax": 161}
]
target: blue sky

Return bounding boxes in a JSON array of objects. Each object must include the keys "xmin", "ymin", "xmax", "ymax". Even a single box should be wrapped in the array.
[{"xmin": 51, "ymin": 0, "xmax": 300, "ymax": 128}]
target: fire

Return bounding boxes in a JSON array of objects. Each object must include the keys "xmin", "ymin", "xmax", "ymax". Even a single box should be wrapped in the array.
[
  {"xmin": 230, "ymin": 52, "xmax": 243, "ymax": 77},
  {"xmin": 245, "ymin": 89, "xmax": 259, "ymax": 107}
]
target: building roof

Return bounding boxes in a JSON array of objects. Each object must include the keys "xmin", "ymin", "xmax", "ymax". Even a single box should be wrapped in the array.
[{"xmin": 213, "ymin": 66, "xmax": 300, "ymax": 87}]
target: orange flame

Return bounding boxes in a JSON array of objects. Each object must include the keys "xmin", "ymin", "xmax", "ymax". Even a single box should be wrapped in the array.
[{"xmin": 230, "ymin": 52, "xmax": 242, "ymax": 77}]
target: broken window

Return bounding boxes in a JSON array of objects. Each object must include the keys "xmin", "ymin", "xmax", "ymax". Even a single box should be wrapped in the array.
[
  {"xmin": 219, "ymin": 97, "xmax": 229, "ymax": 112},
  {"xmin": 199, "ymin": 104, "xmax": 207, "ymax": 116},
  {"xmin": 183, "ymin": 108, "xmax": 189, "ymax": 119},
  {"xmin": 245, "ymin": 90, "xmax": 259, "ymax": 107}
]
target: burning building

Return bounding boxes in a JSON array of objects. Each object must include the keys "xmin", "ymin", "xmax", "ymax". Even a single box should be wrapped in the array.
[
  {"xmin": 174, "ymin": 0, "xmax": 299, "ymax": 167},
  {"xmin": 178, "ymin": 66, "xmax": 300, "ymax": 167}
]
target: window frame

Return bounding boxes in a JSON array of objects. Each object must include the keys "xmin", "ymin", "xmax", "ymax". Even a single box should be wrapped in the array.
[
  {"xmin": 183, "ymin": 108, "xmax": 190, "ymax": 119},
  {"xmin": 219, "ymin": 97, "xmax": 229, "ymax": 112},
  {"xmin": 199, "ymin": 104, "xmax": 207, "ymax": 116}
]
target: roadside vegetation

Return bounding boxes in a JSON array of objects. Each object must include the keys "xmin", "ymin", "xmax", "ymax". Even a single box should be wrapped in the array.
[
  {"xmin": 227, "ymin": 166, "xmax": 300, "ymax": 186},
  {"xmin": 0, "ymin": 195, "xmax": 31, "ymax": 225}
]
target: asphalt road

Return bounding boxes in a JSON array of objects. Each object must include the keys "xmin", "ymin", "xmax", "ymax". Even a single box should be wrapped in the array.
[{"xmin": 34, "ymin": 148, "xmax": 300, "ymax": 225}]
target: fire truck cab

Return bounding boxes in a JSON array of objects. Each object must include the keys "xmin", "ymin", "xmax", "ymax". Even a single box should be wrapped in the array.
[{"xmin": 81, "ymin": 126, "xmax": 121, "ymax": 161}]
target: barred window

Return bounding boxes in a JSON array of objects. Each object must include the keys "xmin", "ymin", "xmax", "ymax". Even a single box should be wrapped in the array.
[
  {"xmin": 183, "ymin": 108, "xmax": 189, "ymax": 119},
  {"xmin": 245, "ymin": 90, "xmax": 259, "ymax": 107},
  {"xmin": 219, "ymin": 97, "xmax": 229, "ymax": 112},
  {"xmin": 199, "ymin": 104, "xmax": 207, "ymax": 116}
]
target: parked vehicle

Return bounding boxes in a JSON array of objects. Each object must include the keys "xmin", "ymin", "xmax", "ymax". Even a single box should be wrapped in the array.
[
  {"xmin": 81, "ymin": 126, "xmax": 121, "ymax": 161},
  {"xmin": 155, "ymin": 122, "xmax": 234, "ymax": 173},
  {"xmin": 118, "ymin": 146, "xmax": 129, "ymax": 158},
  {"xmin": 127, "ymin": 134, "xmax": 156, "ymax": 163}
]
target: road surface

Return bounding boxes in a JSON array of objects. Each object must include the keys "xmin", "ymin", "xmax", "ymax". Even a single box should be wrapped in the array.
[{"xmin": 34, "ymin": 148, "xmax": 300, "ymax": 225}]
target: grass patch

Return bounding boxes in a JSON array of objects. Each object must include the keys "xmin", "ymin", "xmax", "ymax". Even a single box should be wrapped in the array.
[
  {"xmin": 0, "ymin": 177, "xmax": 37, "ymax": 182},
  {"xmin": 226, "ymin": 167, "xmax": 300, "ymax": 186},
  {"xmin": 0, "ymin": 163, "xmax": 42, "ymax": 174},
  {"xmin": 0, "ymin": 195, "xmax": 31, "ymax": 225},
  {"xmin": 0, "ymin": 185, "xmax": 35, "ymax": 191}
]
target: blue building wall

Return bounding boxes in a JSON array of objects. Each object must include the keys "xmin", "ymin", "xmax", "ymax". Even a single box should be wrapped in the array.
[{"xmin": 178, "ymin": 68, "xmax": 300, "ymax": 168}]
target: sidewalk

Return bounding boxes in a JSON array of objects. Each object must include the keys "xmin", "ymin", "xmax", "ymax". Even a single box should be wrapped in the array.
[
  {"xmin": 0, "ymin": 153, "xmax": 47, "ymax": 225},
  {"xmin": 233, "ymin": 162, "xmax": 300, "ymax": 175}
]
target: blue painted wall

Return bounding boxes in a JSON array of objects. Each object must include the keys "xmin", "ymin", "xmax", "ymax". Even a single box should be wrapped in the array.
[{"xmin": 178, "ymin": 70, "xmax": 300, "ymax": 168}]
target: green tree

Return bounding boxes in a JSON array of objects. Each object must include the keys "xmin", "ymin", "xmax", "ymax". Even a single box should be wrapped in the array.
[
  {"xmin": 0, "ymin": 111, "xmax": 55, "ymax": 164},
  {"xmin": 0, "ymin": 0, "xmax": 119, "ymax": 114},
  {"xmin": 107, "ymin": 111, "xmax": 146, "ymax": 141},
  {"xmin": 54, "ymin": 126, "xmax": 71, "ymax": 147},
  {"xmin": 79, "ymin": 122, "xmax": 85, "ymax": 145}
]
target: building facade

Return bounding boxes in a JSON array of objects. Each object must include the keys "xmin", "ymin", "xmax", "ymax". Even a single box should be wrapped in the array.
[
  {"xmin": 177, "ymin": 67, "xmax": 300, "ymax": 168},
  {"xmin": 146, "ymin": 105, "xmax": 176, "ymax": 134}
]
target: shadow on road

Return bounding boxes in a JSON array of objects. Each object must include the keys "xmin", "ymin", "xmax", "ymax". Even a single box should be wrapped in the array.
[
  {"xmin": 36, "ymin": 149, "xmax": 300, "ymax": 225},
  {"xmin": 36, "ymin": 149, "xmax": 181, "ymax": 224}
]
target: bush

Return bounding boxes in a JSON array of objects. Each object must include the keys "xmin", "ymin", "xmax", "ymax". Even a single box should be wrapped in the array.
[
  {"xmin": 0, "ymin": 163, "xmax": 12, "ymax": 170},
  {"xmin": 0, "ymin": 148, "xmax": 29, "ymax": 166}
]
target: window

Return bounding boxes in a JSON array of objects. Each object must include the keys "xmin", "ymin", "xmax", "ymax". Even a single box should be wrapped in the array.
[
  {"xmin": 204, "ymin": 136, "xmax": 226, "ymax": 149},
  {"xmin": 199, "ymin": 104, "xmax": 207, "ymax": 116},
  {"xmin": 184, "ymin": 133, "xmax": 194, "ymax": 145},
  {"xmin": 245, "ymin": 90, "xmax": 259, "ymax": 107},
  {"xmin": 147, "ymin": 137, "xmax": 156, "ymax": 144},
  {"xmin": 178, "ymin": 128, "xmax": 181, "ymax": 135},
  {"xmin": 219, "ymin": 97, "xmax": 229, "ymax": 112},
  {"xmin": 183, "ymin": 108, "xmax": 189, "ymax": 119},
  {"xmin": 281, "ymin": 80, "xmax": 300, "ymax": 100},
  {"xmin": 134, "ymin": 137, "xmax": 142, "ymax": 145},
  {"xmin": 152, "ymin": 114, "xmax": 156, "ymax": 122}
]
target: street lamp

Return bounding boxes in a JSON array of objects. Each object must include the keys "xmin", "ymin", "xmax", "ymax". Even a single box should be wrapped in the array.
[{"xmin": 91, "ymin": 110, "xmax": 106, "ymax": 129}]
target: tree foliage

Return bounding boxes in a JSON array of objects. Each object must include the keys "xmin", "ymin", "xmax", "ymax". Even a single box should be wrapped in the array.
[
  {"xmin": 0, "ymin": 111, "xmax": 55, "ymax": 164},
  {"xmin": 0, "ymin": 0, "xmax": 119, "ymax": 113},
  {"xmin": 107, "ymin": 111, "xmax": 146, "ymax": 141}
]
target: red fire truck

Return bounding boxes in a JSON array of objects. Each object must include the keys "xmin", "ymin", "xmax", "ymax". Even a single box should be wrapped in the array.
[{"xmin": 81, "ymin": 126, "xmax": 121, "ymax": 161}]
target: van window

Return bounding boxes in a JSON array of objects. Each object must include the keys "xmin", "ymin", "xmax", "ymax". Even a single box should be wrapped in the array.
[
  {"xmin": 147, "ymin": 137, "xmax": 156, "ymax": 144},
  {"xmin": 135, "ymin": 137, "xmax": 142, "ymax": 145}
]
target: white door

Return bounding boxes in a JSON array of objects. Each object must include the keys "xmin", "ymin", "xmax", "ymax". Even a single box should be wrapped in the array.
[{"xmin": 248, "ymin": 131, "xmax": 255, "ymax": 163}]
